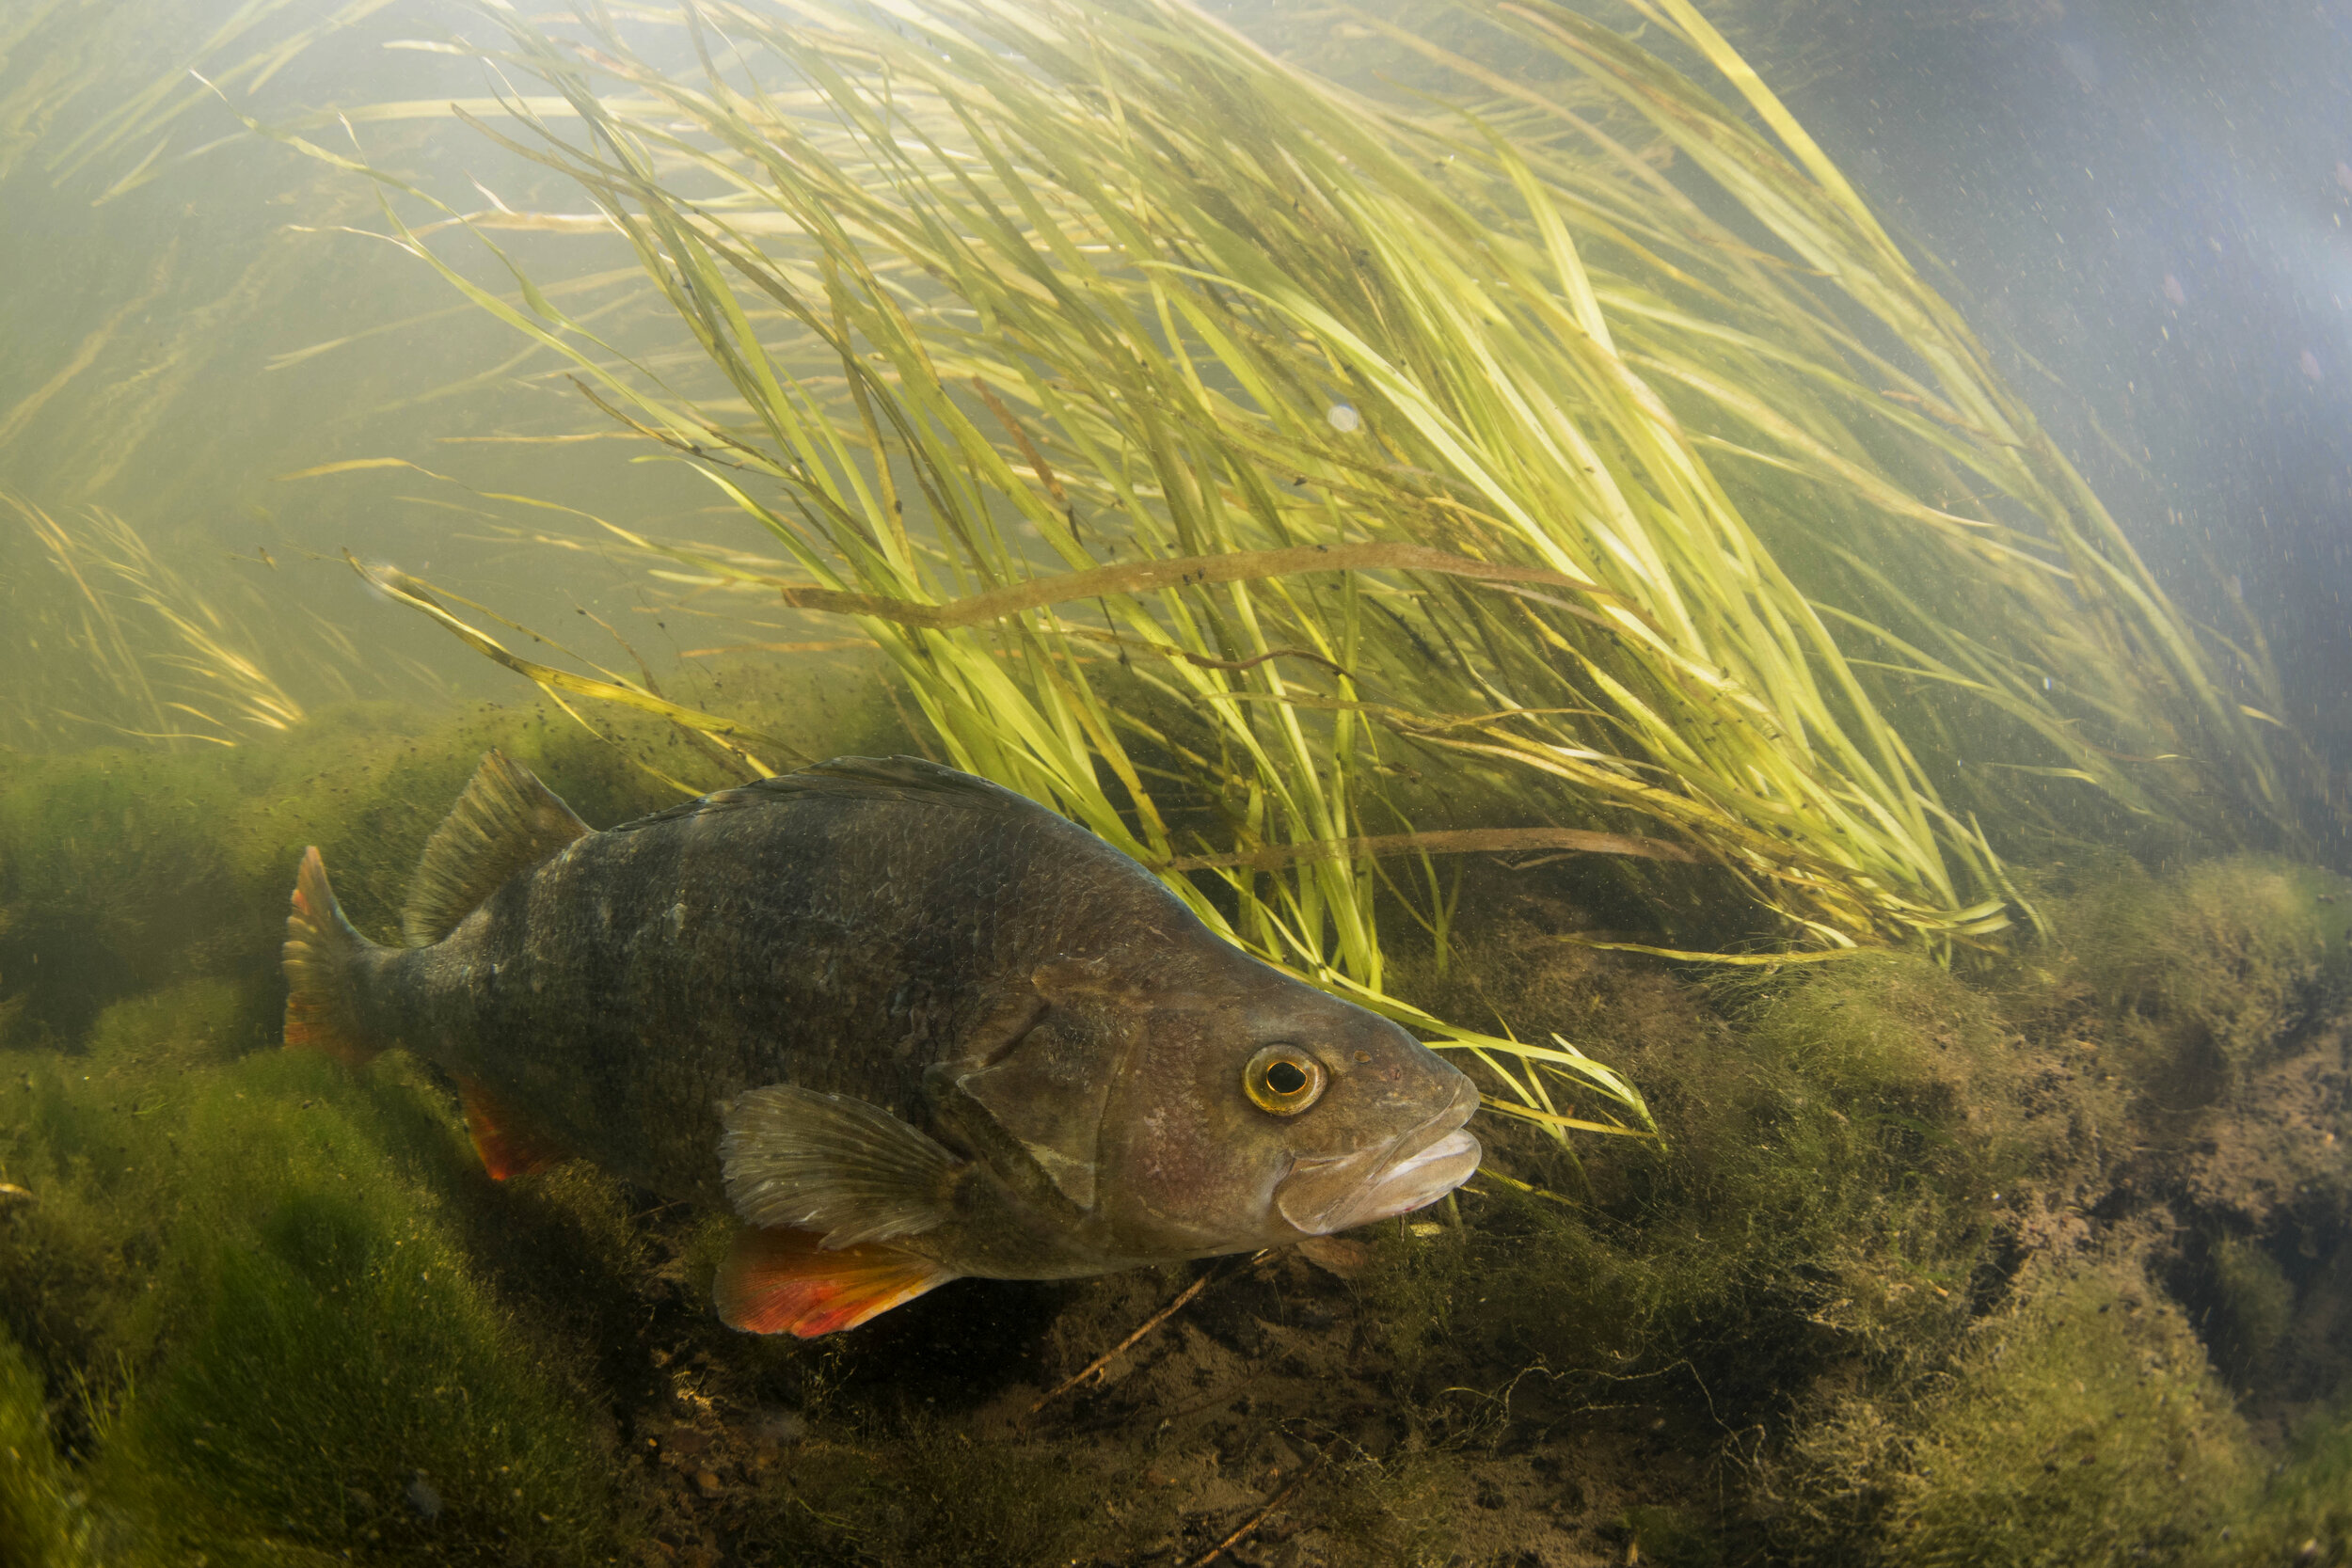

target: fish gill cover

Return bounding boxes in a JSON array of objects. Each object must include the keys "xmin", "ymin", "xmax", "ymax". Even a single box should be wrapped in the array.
[{"xmin": 2, "ymin": 0, "xmax": 2351, "ymax": 1564}]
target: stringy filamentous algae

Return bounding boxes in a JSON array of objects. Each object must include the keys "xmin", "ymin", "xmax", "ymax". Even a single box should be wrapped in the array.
[{"xmin": 0, "ymin": 693, "xmax": 2348, "ymax": 1565}]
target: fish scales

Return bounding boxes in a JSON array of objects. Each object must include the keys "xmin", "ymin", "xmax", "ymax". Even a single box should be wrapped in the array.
[
  {"xmin": 281, "ymin": 752, "xmax": 1482, "ymax": 1336},
  {"xmin": 358, "ymin": 769, "xmax": 1181, "ymax": 1203}
]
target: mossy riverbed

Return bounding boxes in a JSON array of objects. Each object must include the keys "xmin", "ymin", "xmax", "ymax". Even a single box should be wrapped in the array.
[{"xmin": 2, "ymin": 689, "xmax": 2348, "ymax": 1567}]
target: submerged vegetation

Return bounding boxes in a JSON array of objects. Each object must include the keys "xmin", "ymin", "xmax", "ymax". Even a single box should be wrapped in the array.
[
  {"xmin": 2, "ymin": 492, "xmax": 314, "ymax": 750},
  {"xmin": 285, "ymin": 0, "xmax": 2301, "ymax": 958},
  {"xmin": 4, "ymin": 0, "xmax": 2351, "ymax": 1563},
  {"xmin": 222, "ymin": 0, "xmax": 2317, "ymax": 1133},
  {"xmin": 0, "ymin": 704, "xmax": 2345, "ymax": 1563}
]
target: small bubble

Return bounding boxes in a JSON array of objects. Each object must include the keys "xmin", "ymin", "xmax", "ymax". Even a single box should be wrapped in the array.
[{"xmin": 1326, "ymin": 403, "xmax": 1361, "ymax": 434}]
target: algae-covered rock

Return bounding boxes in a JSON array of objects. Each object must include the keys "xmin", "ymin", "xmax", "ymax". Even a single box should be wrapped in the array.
[
  {"xmin": 2040, "ymin": 855, "xmax": 2349, "ymax": 1097},
  {"xmin": 1371, "ymin": 942, "xmax": 2027, "ymax": 1414},
  {"xmin": 2202, "ymin": 1231, "xmax": 2297, "ymax": 1380},
  {"xmin": 2235, "ymin": 1402, "xmax": 2352, "ymax": 1566},
  {"xmin": 1881, "ymin": 1261, "xmax": 2254, "ymax": 1567},
  {"xmin": 3, "ymin": 1016, "xmax": 644, "ymax": 1562}
]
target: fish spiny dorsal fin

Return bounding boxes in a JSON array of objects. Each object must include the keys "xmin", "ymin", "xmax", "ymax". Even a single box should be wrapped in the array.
[{"xmin": 401, "ymin": 751, "xmax": 591, "ymax": 947}]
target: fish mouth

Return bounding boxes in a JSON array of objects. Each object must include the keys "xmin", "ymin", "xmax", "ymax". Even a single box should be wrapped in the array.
[{"xmin": 1273, "ymin": 1077, "xmax": 1484, "ymax": 1236}]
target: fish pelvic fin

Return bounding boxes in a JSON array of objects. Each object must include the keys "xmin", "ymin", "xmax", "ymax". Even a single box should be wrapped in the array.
[
  {"xmin": 721, "ymin": 1085, "xmax": 961, "ymax": 1249},
  {"xmin": 402, "ymin": 750, "xmax": 591, "ymax": 947},
  {"xmin": 455, "ymin": 1075, "xmax": 570, "ymax": 1180},
  {"xmin": 282, "ymin": 847, "xmax": 381, "ymax": 1067},
  {"xmin": 714, "ymin": 1226, "xmax": 956, "ymax": 1338}
]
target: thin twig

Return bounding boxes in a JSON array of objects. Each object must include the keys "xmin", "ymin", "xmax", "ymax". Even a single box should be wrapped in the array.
[
  {"xmin": 1030, "ymin": 1259, "xmax": 1246, "ymax": 1414},
  {"xmin": 1186, "ymin": 1448, "xmax": 1327, "ymax": 1567}
]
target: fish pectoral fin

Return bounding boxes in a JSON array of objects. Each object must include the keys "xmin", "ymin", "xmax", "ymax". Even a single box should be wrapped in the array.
[
  {"xmin": 455, "ymin": 1075, "xmax": 570, "ymax": 1180},
  {"xmin": 714, "ymin": 1226, "xmax": 956, "ymax": 1338},
  {"xmin": 721, "ymin": 1085, "xmax": 962, "ymax": 1248}
]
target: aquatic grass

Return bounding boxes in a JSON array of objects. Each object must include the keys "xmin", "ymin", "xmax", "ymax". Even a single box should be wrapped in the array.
[
  {"xmin": 325, "ymin": 0, "xmax": 2273, "ymax": 912},
  {"xmin": 232, "ymin": 0, "xmax": 2296, "ymax": 1136},
  {"xmin": 1, "ymin": 493, "xmax": 309, "ymax": 751}
]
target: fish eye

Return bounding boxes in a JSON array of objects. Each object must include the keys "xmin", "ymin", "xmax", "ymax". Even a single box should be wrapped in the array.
[{"xmin": 1243, "ymin": 1044, "xmax": 1326, "ymax": 1116}]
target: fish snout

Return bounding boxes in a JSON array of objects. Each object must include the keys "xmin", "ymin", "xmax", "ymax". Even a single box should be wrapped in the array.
[{"xmin": 1272, "ymin": 1068, "xmax": 1483, "ymax": 1236}]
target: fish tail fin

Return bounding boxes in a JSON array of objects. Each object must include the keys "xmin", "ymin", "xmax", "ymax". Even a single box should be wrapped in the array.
[{"xmin": 283, "ymin": 846, "xmax": 381, "ymax": 1067}]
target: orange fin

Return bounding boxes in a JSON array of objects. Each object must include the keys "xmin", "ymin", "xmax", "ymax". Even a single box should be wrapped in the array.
[
  {"xmin": 713, "ymin": 1226, "xmax": 956, "ymax": 1338},
  {"xmin": 455, "ymin": 1076, "xmax": 568, "ymax": 1180},
  {"xmin": 283, "ymin": 846, "xmax": 383, "ymax": 1068}
]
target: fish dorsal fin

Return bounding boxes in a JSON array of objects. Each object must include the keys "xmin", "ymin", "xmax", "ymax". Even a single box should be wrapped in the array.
[
  {"xmin": 721, "ymin": 1085, "xmax": 962, "ymax": 1249},
  {"xmin": 402, "ymin": 751, "xmax": 591, "ymax": 946}
]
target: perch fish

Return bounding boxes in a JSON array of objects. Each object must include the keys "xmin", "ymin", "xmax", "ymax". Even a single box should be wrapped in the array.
[{"xmin": 281, "ymin": 752, "xmax": 1481, "ymax": 1336}]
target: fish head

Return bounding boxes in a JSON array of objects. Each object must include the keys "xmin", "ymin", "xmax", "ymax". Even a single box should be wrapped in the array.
[{"xmin": 1075, "ymin": 957, "xmax": 1483, "ymax": 1257}]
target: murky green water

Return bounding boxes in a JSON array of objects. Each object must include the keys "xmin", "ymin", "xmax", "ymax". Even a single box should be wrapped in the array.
[{"xmin": 4, "ymin": 4, "xmax": 2350, "ymax": 1565}]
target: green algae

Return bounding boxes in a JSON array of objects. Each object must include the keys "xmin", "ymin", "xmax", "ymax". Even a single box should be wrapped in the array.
[
  {"xmin": 1370, "ymin": 943, "xmax": 2024, "ymax": 1406},
  {"xmin": 2236, "ymin": 1404, "xmax": 2352, "ymax": 1566},
  {"xmin": 1350, "ymin": 859, "xmax": 2349, "ymax": 1563},
  {"xmin": 3, "ymin": 682, "xmax": 2349, "ymax": 1563},
  {"xmin": 2201, "ymin": 1231, "xmax": 2296, "ymax": 1380},
  {"xmin": 0, "ymin": 1328, "xmax": 94, "ymax": 1568},
  {"xmin": 1, "ymin": 1039, "xmax": 637, "ymax": 1564},
  {"xmin": 1615, "ymin": 1503, "xmax": 1724, "ymax": 1568},
  {"xmin": 2038, "ymin": 854, "xmax": 2349, "ymax": 1095},
  {"xmin": 0, "ymin": 658, "xmax": 904, "ymax": 1054},
  {"xmin": 1878, "ymin": 1262, "xmax": 2255, "ymax": 1568},
  {"xmin": 1314, "ymin": 1449, "xmax": 1460, "ymax": 1568},
  {"xmin": 0, "ymin": 676, "xmax": 914, "ymax": 1562}
]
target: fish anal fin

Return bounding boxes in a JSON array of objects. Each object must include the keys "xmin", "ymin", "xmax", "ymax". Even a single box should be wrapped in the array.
[
  {"xmin": 714, "ymin": 1226, "xmax": 955, "ymax": 1338},
  {"xmin": 455, "ymin": 1076, "xmax": 568, "ymax": 1180},
  {"xmin": 403, "ymin": 750, "xmax": 592, "ymax": 947}
]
